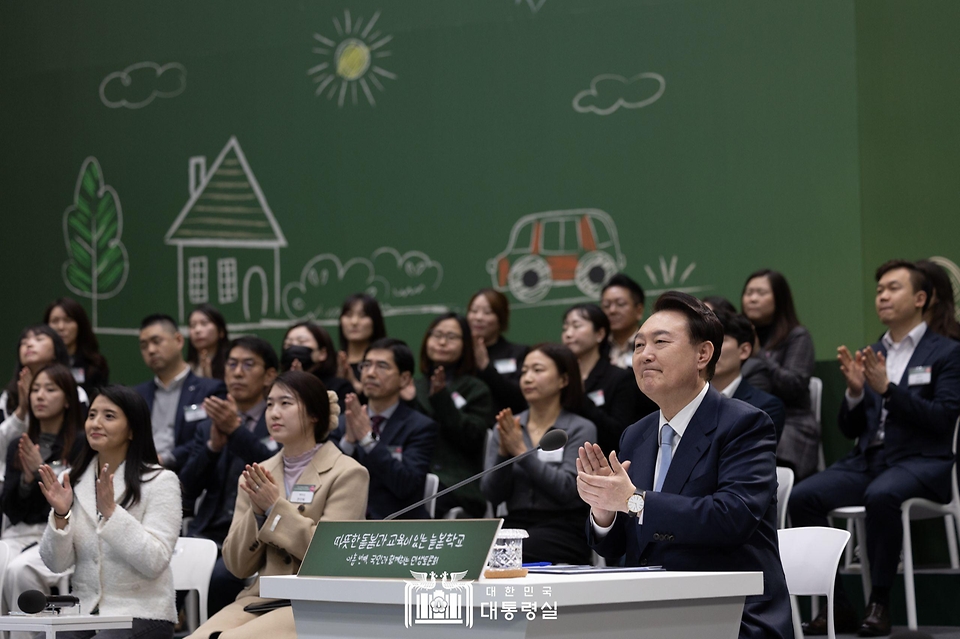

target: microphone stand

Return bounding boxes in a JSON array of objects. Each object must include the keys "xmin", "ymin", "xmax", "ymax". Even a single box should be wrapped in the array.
[{"xmin": 384, "ymin": 445, "xmax": 544, "ymax": 520}]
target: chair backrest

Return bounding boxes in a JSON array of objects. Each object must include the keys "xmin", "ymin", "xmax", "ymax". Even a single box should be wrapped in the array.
[
  {"xmin": 0, "ymin": 540, "xmax": 11, "ymax": 600},
  {"xmin": 778, "ymin": 527, "xmax": 850, "ymax": 596},
  {"xmin": 170, "ymin": 537, "xmax": 217, "ymax": 597},
  {"xmin": 809, "ymin": 377, "xmax": 823, "ymax": 425},
  {"xmin": 424, "ymin": 473, "xmax": 440, "ymax": 519},
  {"xmin": 776, "ymin": 466, "xmax": 795, "ymax": 529}
]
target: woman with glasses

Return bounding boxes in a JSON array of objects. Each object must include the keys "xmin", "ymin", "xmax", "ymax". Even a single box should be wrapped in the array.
[{"xmin": 410, "ymin": 313, "xmax": 493, "ymax": 518}]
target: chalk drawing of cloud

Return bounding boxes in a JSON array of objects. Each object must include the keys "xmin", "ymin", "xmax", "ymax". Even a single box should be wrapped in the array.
[
  {"xmin": 99, "ymin": 62, "xmax": 186, "ymax": 109},
  {"xmin": 572, "ymin": 73, "xmax": 665, "ymax": 116},
  {"xmin": 283, "ymin": 247, "xmax": 444, "ymax": 321}
]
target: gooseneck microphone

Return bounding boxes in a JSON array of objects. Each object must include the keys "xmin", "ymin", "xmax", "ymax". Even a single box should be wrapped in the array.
[
  {"xmin": 384, "ymin": 429, "xmax": 569, "ymax": 520},
  {"xmin": 17, "ymin": 589, "xmax": 80, "ymax": 614}
]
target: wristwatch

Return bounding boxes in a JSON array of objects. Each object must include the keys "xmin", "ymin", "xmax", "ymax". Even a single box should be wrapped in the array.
[{"xmin": 626, "ymin": 491, "xmax": 645, "ymax": 517}]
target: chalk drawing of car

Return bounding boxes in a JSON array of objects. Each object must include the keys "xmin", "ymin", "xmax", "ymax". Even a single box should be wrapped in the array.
[{"xmin": 486, "ymin": 209, "xmax": 627, "ymax": 304}]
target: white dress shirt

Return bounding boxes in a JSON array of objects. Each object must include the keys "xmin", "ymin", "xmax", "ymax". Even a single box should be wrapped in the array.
[
  {"xmin": 592, "ymin": 382, "xmax": 710, "ymax": 532},
  {"xmin": 716, "ymin": 375, "xmax": 743, "ymax": 399}
]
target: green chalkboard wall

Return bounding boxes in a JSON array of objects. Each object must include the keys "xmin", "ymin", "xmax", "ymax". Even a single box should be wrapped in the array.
[{"xmin": 0, "ymin": 0, "xmax": 867, "ymax": 383}]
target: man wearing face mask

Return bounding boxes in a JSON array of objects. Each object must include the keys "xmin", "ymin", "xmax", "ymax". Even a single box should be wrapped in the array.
[{"xmin": 180, "ymin": 336, "xmax": 279, "ymax": 615}]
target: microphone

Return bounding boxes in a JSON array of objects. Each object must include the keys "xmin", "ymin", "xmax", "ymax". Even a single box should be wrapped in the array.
[
  {"xmin": 17, "ymin": 590, "xmax": 80, "ymax": 614},
  {"xmin": 384, "ymin": 429, "xmax": 568, "ymax": 520}
]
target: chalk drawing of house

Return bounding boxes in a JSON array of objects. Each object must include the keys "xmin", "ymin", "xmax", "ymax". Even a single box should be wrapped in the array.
[{"xmin": 165, "ymin": 136, "xmax": 287, "ymax": 325}]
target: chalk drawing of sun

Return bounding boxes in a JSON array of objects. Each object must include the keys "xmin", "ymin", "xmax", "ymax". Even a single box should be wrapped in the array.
[{"xmin": 308, "ymin": 9, "xmax": 396, "ymax": 108}]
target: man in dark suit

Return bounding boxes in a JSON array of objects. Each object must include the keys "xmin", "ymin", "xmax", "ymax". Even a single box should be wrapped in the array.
[
  {"xmin": 577, "ymin": 292, "xmax": 793, "ymax": 639},
  {"xmin": 790, "ymin": 260, "xmax": 960, "ymax": 636},
  {"xmin": 330, "ymin": 338, "xmax": 438, "ymax": 520},
  {"xmin": 180, "ymin": 336, "xmax": 278, "ymax": 614},
  {"xmin": 713, "ymin": 310, "xmax": 787, "ymax": 441},
  {"xmin": 134, "ymin": 314, "xmax": 225, "ymax": 472}
]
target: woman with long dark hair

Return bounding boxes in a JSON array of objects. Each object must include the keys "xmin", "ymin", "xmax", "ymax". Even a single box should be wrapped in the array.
[
  {"xmin": 1, "ymin": 364, "xmax": 84, "ymax": 616},
  {"xmin": 411, "ymin": 313, "xmax": 493, "ymax": 517},
  {"xmin": 38, "ymin": 385, "xmax": 181, "ymax": 639},
  {"xmin": 742, "ymin": 269, "xmax": 818, "ymax": 479},
  {"xmin": 467, "ymin": 288, "xmax": 529, "ymax": 414},
  {"xmin": 44, "ymin": 297, "xmax": 109, "ymax": 394},
  {"xmin": 1, "ymin": 326, "xmax": 84, "ymax": 480},
  {"xmin": 916, "ymin": 259, "xmax": 960, "ymax": 341},
  {"xmin": 187, "ymin": 372, "xmax": 368, "ymax": 639},
  {"xmin": 562, "ymin": 303, "xmax": 654, "ymax": 453},
  {"xmin": 337, "ymin": 293, "xmax": 387, "ymax": 393},
  {"xmin": 481, "ymin": 344, "xmax": 597, "ymax": 564},
  {"xmin": 280, "ymin": 321, "xmax": 352, "ymax": 408},
  {"xmin": 187, "ymin": 304, "xmax": 230, "ymax": 380}
]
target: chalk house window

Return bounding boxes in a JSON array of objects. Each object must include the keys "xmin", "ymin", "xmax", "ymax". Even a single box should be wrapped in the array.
[
  {"xmin": 188, "ymin": 256, "xmax": 209, "ymax": 304},
  {"xmin": 218, "ymin": 258, "xmax": 238, "ymax": 304}
]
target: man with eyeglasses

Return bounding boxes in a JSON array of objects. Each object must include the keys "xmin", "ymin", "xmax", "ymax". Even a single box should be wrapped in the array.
[
  {"xmin": 180, "ymin": 336, "xmax": 279, "ymax": 615},
  {"xmin": 135, "ymin": 314, "xmax": 226, "ymax": 472},
  {"xmin": 330, "ymin": 338, "xmax": 439, "ymax": 520},
  {"xmin": 601, "ymin": 273, "xmax": 646, "ymax": 370}
]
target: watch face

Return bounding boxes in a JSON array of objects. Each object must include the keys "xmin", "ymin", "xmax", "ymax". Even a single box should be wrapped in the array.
[{"xmin": 627, "ymin": 493, "xmax": 644, "ymax": 513}]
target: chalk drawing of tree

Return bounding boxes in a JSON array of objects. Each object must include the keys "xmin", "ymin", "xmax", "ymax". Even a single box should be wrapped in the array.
[{"xmin": 61, "ymin": 157, "xmax": 129, "ymax": 327}]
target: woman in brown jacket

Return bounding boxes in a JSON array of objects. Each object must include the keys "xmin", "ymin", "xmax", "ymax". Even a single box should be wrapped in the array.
[{"xmin": 188, "ymin": 371, "xmax": 369, "ymax": 639}]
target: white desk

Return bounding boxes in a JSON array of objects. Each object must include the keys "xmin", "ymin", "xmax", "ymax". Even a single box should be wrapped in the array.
[
  {"xmin": 0, "ymin": 615, "xmax": 132, "ymax": 639},
  {"xmin": 262, "ymin": 571, "xmax": 763, "ymax": 638}
]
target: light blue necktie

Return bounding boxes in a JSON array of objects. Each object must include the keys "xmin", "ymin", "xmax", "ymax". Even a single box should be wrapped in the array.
[{"xmin": 654, "ymin": 425, "xmax": 675, "ymax": 492}]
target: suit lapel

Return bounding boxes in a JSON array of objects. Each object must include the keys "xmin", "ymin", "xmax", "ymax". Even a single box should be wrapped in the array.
[
  {"xmin": 899, "ymin": 330, "xmax": 938, "ymax": 390},
  {"xmin": 660, "ymin": 389, "xmax": 718, "ymax": 495},
  {"xmin": 378, "ymin": 403, "xmax": 409, "ymax": 444}
]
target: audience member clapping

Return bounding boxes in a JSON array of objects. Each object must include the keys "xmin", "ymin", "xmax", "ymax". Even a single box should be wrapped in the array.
[
  {"xmin": 281, "ymin": 321, "xmax": 352, "ymax": 409},
  {"xmin": 186, "ymin": 304, "xmax": 230, "ymax": 380},
  {"xmin": 468, "ymin": 288, "xmax": 529, "ymax": 414},
  {"xmin": 337, "ymin": 293, "xmax": 387, "ymax": 395}
]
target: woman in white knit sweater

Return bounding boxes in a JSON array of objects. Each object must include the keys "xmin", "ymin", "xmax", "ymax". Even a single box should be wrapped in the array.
[{"xmin": 38, "ymin": 385, "xmax": 181, "ymax": 639}]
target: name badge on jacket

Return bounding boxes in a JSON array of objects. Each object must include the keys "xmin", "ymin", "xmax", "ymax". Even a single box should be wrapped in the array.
[
  {"xmin": 588, "ymin": 389, "xmax": 605, "ymax": 407},
  {"xmin": 260, "ymin": 436, "xmax": 279, "ymax": 452},
  {"xmin": 390, "ymin": 446, "xmax": 403, "ymax": 462},
  {"xmin": 494, "ymin": 358, "xmax": 517, "ymax": 374},
  {"xmin": 183, "ymin": 404, "xmax": 208, "ymax": 422},
  {"xmin": 538, "ymin": 447, "xmax": 564, "ymax": 463},
  {"xmin": 451, "ymin": 391, "xmax": 468, "ymax": 410},
  {"xmin": 71, "ymin": 367, "xmax": 86, "ymax": 384},
  {"xmin": 290, "ymin": 484, "xmax": 317, "ymax": 504},
  {"xmin": 908, "ymin": 366, "xmax": 932, "ymax": 386}
]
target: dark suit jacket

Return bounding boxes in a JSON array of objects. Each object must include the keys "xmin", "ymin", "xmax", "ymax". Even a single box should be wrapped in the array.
[
  {"xmin": 837, "ymin": 328, "xmax": 960, "ymax": 499},
  {"xmin": 475, "ymin": 337, "xmax": 529, "ymax": 414},
  {"xmin": 134, "ymin": 370, "xmax": 226, "ymax": 472},
  {"xmin": 180, "ymin": 413, "xmax": 276, "ymax": 544},
  {"xmin": 588, "ymin": 387, "xmax": 793, "ymax": 639},
  {"xmin": 330, "ymin": 401, "xmax": 439, "ymax": 520},
  {"xmin": 733, "ymin": 379, "xmax": 787, "ymax": 443}
]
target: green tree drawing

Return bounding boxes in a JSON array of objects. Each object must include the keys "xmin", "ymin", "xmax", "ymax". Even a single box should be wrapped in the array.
[{"xmin": 62, "ymin": 157, "xmax": 129, "ymax": 327}]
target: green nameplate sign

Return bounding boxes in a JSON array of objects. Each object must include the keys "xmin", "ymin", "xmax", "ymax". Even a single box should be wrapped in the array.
[{"xmin": 299, "ymin": 519, "xmax": 503, "ymax": 580}]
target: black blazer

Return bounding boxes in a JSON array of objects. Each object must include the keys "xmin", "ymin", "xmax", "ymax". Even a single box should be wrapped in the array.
[
  {"xmin": 180, "ymin": 413, "xmax": 276, "ymax": 544},
  {"xmin": 134, "ymin": 370, "xmax": 226, "ymax": 472},
  {"xmin": 588, "ymin": 388, "xmax": 793, "ymax": 639},
  {"xmin": 837, "ymin": 328, "xmax": 960, "ymax": 498},
  {"xmin": 733, "ymin": 380, "xmax": 786, "ymax": 443},
  {"xmin": 2, "ymin": 437, "xmax": 84, "ymax": 526},
  {"xmin": 580, "ymin": 357, "xmax": 653, "ymax": 454},
  {"xmin": 475, "ymin": 337, "xmax": 529, "ymax": 414},
  {"xmin": 330, "ymin": 402, "xmax": 439, "ymax": 520}
]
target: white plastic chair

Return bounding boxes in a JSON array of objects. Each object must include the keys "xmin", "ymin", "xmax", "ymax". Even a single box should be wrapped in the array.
[
  {"xmin": 424, "ymin": 473, "xmax": 440, "ymax": 519},
  {"xmin": 776, "ymin": 467, "xmax": 795, "ymax": 530},
  {"xmin": 0, "ymin": 542, "xmax": 10, "ymax": 602},
  {"xmin": 171, "ymin": 537, "xmax": 218, "ymax": 632},
  {"xmin": 809, "ymin": 377, "xmax": 825, "ymax": 472},
  {"xmin": 900, "ymin": 419, "xmax": 960, "ymax": 629},
  {"xmin": 779, "ymin": 526, "xmax": 851, "ymax": 639}
]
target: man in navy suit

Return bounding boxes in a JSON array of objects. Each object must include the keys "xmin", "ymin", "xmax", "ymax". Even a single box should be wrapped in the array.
[
  {"xmin": 330, "ymin": 338, "xmax": 438, "ymax": 520},
  {"xmin": 134, "ymin": 314, "xmax": 225, "ymax": 472},
  {"xmin": 790, "ymin": 260, "xmax": 960, "ymax": 636},
  {"xmin": 712, "ymin": 310, "xmax": 787, "ymax": 441},
  {"xmin": 577, "ymin": 292, "xmax": 793, "ymax": 639},
  {"xmin": 180, "ymin": 336, "xmax": 278, "ymax": 614}
]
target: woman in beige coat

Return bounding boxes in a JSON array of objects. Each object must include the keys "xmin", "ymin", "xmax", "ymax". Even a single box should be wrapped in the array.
[{"xmin": 188, "ymin": 371, "xmax": 369, "ymax": 639}]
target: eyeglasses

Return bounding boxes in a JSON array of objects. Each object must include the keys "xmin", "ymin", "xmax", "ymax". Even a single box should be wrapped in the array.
[
  {"xmin": 429, "ymin": 331, "xmax": 463, "ymax": 343},
  {"xmin": 226, "ymin": 359, "xmax": 261, "ymax": 372},
  {"xmin": 358, "ymin": 360, "xmax": 396, "ymax": 373}
]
